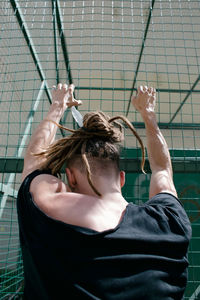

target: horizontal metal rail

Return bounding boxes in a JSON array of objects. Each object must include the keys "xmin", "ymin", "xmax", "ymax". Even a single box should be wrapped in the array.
[
  {"xmin": 1, "ymin": 155, "xmax": 200, "ymax": 174},
  {"xmin": 132, "ymin": 122, "xmax": 200, "ymax": 130},
  {"xmin": 75, "ymin": 87, "xmax": 200, "ymax": 93}
]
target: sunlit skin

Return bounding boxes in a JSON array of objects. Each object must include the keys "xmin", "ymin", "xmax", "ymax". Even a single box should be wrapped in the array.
[{"xmin": 22, "ymin": 84, "xmax": 177, "ymax": 232}]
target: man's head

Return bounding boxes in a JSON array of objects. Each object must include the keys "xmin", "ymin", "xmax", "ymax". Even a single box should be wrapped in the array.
[
  {"xmin": 36, "ymin": 111, "xmax": 145, "ymax": 196},
  {"xmin": 66, "ymin": 154, "xmax": 125, "ymax": 196},
  {"xmin": 65, "ymin": 136, "xmax": 123, "ymax": 196}
]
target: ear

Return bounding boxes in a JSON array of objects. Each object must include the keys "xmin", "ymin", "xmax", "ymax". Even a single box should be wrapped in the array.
[
  {"xmin": 65, "ymin": 168, "xmax": 77, "ymax": 189},
  {"xmin": 120, "ymin": 171, "xmax": 125, "ymax": 188}
]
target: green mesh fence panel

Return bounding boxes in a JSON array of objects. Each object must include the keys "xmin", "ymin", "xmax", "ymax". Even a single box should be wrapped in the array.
[{"xmin": 0, "ymin": 0, "xmax": 200, "ymax": 299}]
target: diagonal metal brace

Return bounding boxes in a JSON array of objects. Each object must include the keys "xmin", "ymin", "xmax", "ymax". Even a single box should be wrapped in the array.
[
  {"xmin": 10, "ymin": 0, "xmax": 52, "ymax": 105},
  {"xmin": 126, "ymin": 0, "xmax": 155, "ymax": 116},
  {"xmin": 168, "ymin": 74, "xmax": 200, "ymax": 125}
]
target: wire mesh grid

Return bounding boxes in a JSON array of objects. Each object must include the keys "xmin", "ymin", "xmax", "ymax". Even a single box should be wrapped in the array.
[{"xmin": 0, "ymin": 0, "xmax": 199, "ymax": 299}]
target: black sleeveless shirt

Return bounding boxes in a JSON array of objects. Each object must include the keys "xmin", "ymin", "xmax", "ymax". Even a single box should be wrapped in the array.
[{"xmin": 17, "ymin": 170, "xmax": 191, "ymax": 300}]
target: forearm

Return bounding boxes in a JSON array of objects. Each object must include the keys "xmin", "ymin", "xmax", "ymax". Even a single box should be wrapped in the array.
[
  {"xmin": 132, "ymin": 86, "xmax": 177, "ymax": 197},
  {"xmin": 142, "ymin": 111, "xmax": 177, "ymax": 197},
  {"xmin": 25, "ymin": 103, "xmax": 64, "ymax": 156},
  {"xmin": 142, "ymin": 112, "xmax": 172, "ymax": 174},
  {"xmin": 21, "ymin": 83, "xmax": 82, "ymax": 181}
]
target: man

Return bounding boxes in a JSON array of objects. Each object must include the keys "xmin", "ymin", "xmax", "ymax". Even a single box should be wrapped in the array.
[{"xmin": 17, "ymin": 84, "xmax": 191, "ymax": 299}]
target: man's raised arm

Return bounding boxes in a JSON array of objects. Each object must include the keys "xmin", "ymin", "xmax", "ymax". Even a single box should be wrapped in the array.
[
  {"xmin": 132, "ymin": 86, "xmax": 177, "ymax": 198},
  {"xmin": 22, "ymin": 83, "xmax": 82, "ymax": 181}
]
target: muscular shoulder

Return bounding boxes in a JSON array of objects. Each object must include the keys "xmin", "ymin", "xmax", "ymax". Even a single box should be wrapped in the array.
[
  {"xmin": 29, "ymin": 174, "xmax": 67, "ymax": 213},
  {"xmin": 30, "ymin": 174, "xmax": 67, "ymax": 195},
  {"xmin": 29, "ymin": 173, "xmax": 95, "ymax": 227}
]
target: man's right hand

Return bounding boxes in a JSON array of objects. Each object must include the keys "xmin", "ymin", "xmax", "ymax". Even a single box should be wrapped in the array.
[{"xmin": 52, "ymin": 83, "xmax": 82, "ymax": 110}]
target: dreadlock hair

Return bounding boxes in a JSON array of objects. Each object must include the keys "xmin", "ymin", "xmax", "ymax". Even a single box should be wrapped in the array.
[{"xmin": 35, "ymin": 111, "xmax": 145, "ymax": 197}]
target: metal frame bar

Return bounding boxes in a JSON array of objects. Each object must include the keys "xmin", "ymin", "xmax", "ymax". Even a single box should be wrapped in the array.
[
  {"xmin": 0, "ymin": 183, "xmax": 18, "ymax": 198},
  {"xmin": 126, "ymin": 0, "xmax": 155, "ymax": 116},
  {"xmin": 55, "ymin": 0, "xmax": 73, "ymax": 85},
  {"xmin": 120, "ymin": 157, "xmax": 200, "ymax": 173},
  {"xmin": 189, "ymin": 284, "xmax": 200, "ymax": 300},
  {"xmin": 52, "ymin": 0, "xmax": 60, "ymax": 84},
  {"xmin": 11, "ymin": 0, "xmax": 67, "ymax": 138},
  {"xmin": 57, "ymin": 0, "xmax": 79, "ymax": 128},
  {"xmin": 132, "ymin": 122, "xmax": 200, "ymax": 130},
  {"xmin": 54, "ymin": 0, "xmax": 77, "ymax": 128},
  {"xmin": 168, "ymin": 74, "xmax": 200, "ymax": 125},
  {"xmin": 16, "ymin": 81, "xmax": 45, "ymax": 155},
  {"xmin": 10, "ymin": 0, "xmax": 52, "ymax": 105},
  {"xmin": 75, "ymin": 86, "xmax": 200, "ymax": 93},
  {"xmin": 0, "ymin": 82, "xmax": 45, "ymax": 218},
  {"xmin": 0, "ymin": 158, "xmax": 23, "ymax": 174},
  {"xmin": 1, "ymin": 153, "xmax": 200, "ymax": 174},
  {"xmin": 51, "ymin": 0, "xmax": 70, "ymax": 133}
]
